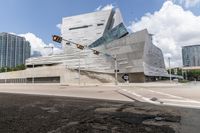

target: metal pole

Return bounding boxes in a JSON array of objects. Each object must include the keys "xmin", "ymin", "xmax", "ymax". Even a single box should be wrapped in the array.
[
  {"xmin": 44, "ymin": 46, "xmax": 54, "ymax": 55},
  {"xmin": 186, "ymin": 70, "xmax": 188, "ymax": 80},
  {"xmin": 168, "ymin": 57, "xmax": 172, "ymax": 82},
  {"xmin": 78, "ymin": 50, "xmax": 80, "ymax": 86},
  {"xmin": 115, "ymin": 55, "xmax": 118, "ymax": 85},
  {"xmin": 182, "ymin": 68, "xmax": 184, "ymax": 80},
  {"xmin": 5, "ymin": 67, "xmax": 7, "ymax": 84},
  {"xmin": 53, "ymin": 36, "xmax": 118, "ymax": 85},
  {"xmin": 51, "ymin": 47, "xmax": 53, "ymax": 55},
  {"xmin": 32, "ymin": 63, "xmax": 34, "ymax": 83}
]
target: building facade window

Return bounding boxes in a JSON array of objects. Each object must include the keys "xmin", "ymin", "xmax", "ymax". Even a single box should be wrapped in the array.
[
  {"xmin": 89, "ymin": 23, "xmax": 128, "ymax": 48},
  {"xmin": 97, "ymin": 23, "xmax": 104, "ymax": 26},
  {"xmin": 69, "ymin": 25, "xmax": 92, "ymax": 30}
]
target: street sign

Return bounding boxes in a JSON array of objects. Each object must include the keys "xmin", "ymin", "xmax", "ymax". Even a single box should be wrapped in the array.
[
  {"xmin": 122, "ymin": 74, "xmax": 129, "ymax": 81},
  {"xmin": 93, "ymin": 50, "xmax": 100, "ymax": 55}
]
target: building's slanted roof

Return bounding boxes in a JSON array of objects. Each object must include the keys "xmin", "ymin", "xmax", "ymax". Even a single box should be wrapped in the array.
[{"xmin": 182, "ymin": 44, "xmax": 200, "ymax": 48}]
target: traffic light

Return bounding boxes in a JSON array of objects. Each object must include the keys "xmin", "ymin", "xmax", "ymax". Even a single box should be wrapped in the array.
[
  {"xmin": 114, "ymin": 70, "xmax": 120, "ymax": 72},
  {"xmin": 66, "ymin": 42, "xmax": 71, "ymax": 45},
  {"xmin": 93, "ymin": 50, "xmax": 100, "ymax": 55},
  {"xmin": 76, "ymin": 44, "xmax": 84, "ymax": 50},
  {"xmin": 52, "ymin": 35, "xmax": 62, "ymax": 43}
]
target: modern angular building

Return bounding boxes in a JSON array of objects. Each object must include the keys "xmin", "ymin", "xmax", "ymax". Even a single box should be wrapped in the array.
[
  {"xmin": 61, "ymin": 9, "xmax": 124, "ymax": 49},
  {"xmin": 0, "ymin": 33, "xmax": 31, "ymax": 68},
  {"xmin": 182, "ymin": 45, "xmax": 200, "ymax": 67},
  {"xmin": 0, "ymin": 9, "xmax": 169, "ymax": 83}
]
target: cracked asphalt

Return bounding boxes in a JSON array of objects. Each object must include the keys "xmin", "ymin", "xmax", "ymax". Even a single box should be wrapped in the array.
[{"xmin": 0, "ymin": 93, "xmax": 199, "ymax": 133}]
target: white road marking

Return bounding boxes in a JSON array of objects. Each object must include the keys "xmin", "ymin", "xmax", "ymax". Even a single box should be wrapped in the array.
[
  {"xmin": 146, "ymin": 89, "xmax": 200, "ymax": 104},
  {"xmin": 161, "ymin": 98, "xmax": 200, "ymax": 104},
  {"xmin": 161, "ymin": 102, "xmax": 200, "ymax": 109},
  {"xmin": 121, "ymin": 89, "xmax": 160, "ymax": 104},
  {"xmin": 147, "ymin": 89, "xmax": 183, "ymax": 99},
  {"xmin": 120, "ymin": 88, "xmax": 200, "ymax": 109}
]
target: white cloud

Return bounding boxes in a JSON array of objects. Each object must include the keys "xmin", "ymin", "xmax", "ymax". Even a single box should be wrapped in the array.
[
  {"xmin": 128, "ymin": 1, "xmax": 200, "ymax": 67},
  {"xmin": 174, "ymin": 0, "xmax": 200, "ymax": 8},
  {"xmin": 19, "ymin": 33, "xmax": 63, "ymax": 56},
  {"xmin": 95, "ymin": 4, "xmax": 114, "ymax": 11},
  {"xmin": 95, "ymin": 5, "xmax": 102, "ymax": 11},
  {"xmin": 56, "ymin": 23, "xmax": 62, "ymax": 29}
]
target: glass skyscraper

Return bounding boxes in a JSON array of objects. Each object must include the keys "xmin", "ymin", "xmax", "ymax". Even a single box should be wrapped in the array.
[
  {"xmin": 182, "ymin": 45, "xmax": 200, "ymax": 67},
  {"xmin": 0, "ymin": 32, "xmax": 31, "ymax": 68}
]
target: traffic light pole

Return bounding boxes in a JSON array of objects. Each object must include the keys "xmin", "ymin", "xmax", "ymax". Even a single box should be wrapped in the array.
[
  {"xmin": 78, "ymin": 50, "xmax": 81, "ymax": 86},
  {"xmin": 114, "ymin": 55, "xmax": 118, "ymax": 85},
  {"xmin": 52, "ymin": 35, "xmax": 119, "ymax": 85}
]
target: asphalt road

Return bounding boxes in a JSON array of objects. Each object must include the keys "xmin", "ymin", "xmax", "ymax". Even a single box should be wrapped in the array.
[
  {"xmin": 0, "ymin": 84, "xmax": 200, "ymax": 132},
  {"xmin": 0, "ymin": 92, "xmax": 198, "ymax": 133}
]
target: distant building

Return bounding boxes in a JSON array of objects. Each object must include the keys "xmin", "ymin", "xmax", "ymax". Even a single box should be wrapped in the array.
[
  {"xmin": 32, "ymin": 51, "xmax": 42, "ymax": 57},
  {"xmin": 0, "ymin": 33, "xmax": 31, "ymax": 68},
  {"xmin": 182, "ymin": 45, "xmax": 200, "ymax": 67}
]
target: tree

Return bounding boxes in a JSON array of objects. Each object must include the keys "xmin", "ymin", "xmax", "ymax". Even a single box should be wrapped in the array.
[{"xmin": 0, "ymin": 64, "xmax": 26, "ymax": 73}]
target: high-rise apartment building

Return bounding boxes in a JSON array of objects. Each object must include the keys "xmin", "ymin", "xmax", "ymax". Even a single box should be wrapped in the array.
[
  {"xmin": 0, "ymin": 32, "xmax": 31, "ymax": 68},
  {"xmin": 182, "ymin": 45, "xmax": 200, "ymax": 67}
]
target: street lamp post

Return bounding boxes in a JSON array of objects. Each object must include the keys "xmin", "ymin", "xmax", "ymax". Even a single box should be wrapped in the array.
[
  {"xmin": 182, "ymin": 68, "xmax": 184, "ymax": 79},
  {"xmin": 32, "ymin": 63, "xmax": 34, "ymax": 83},
  {"xmin": 44, "ymin": 46, "xmax": 54, "ymax": 55},
  {"xmin": 185, "ymin": 70, "xmax": 188, "ymax": 80},
  {"xmin": 5, "ymin": 67, "xmax": 7, "ymax": 83},
  {"xmin": 168, "ymin": 57, "xmax": 172, "ymax": 82}
]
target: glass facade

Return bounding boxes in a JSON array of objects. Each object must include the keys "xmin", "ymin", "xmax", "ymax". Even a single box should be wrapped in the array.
[
  {"xmin": 0, "ymin": 33, "xmax": 31, "ymax": 68},
  {"xmin": 182, "ymin": 45, "xmax": 200, "ymax": 67},
  {"xmin": 88, "ymin": 23, "xmax": 128, "ymax": 48}
]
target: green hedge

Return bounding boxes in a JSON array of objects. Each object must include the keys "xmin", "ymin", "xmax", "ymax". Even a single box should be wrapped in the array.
[{"xmin": 0, "ymin": 64, "xmax": 26, "ymax": 73}]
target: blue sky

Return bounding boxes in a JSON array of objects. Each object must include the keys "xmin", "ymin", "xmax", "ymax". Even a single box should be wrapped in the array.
[
  {"xmin": 0, "ymin": 0, "xmax": 200, "ymax": 66},
  {"xmin": 0, "ymin": 0, "xmax": 165, "ymax": 43}
]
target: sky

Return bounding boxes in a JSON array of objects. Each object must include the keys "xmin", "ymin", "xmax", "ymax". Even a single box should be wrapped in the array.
[{"xmin": 0, "ymin": 0, "xmax": 200, "ymax": 67}]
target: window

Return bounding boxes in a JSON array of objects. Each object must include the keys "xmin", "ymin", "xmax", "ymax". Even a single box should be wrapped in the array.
[
  {"xmin": 89, "ymin": 23, "xmax": 128, "ymax": 48},
  {"xmin": 69, "ymin": 25, "xmax": 92, "ymax": 30},
  {"xmin": 97, "ymin": 23, "xmax": 104, "ymax": 26}
]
